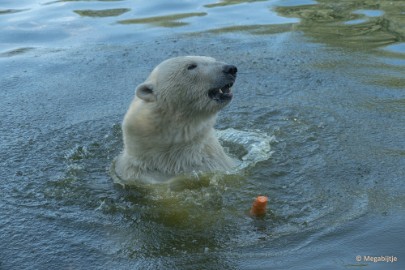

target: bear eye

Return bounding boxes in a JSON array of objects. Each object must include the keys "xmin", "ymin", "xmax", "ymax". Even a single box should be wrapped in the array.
[{"xmin": 187, "ymin": 63, "xmax": 198, "ymax": 70}]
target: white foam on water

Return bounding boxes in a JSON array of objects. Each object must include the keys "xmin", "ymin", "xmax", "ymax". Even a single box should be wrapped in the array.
[{"xmin": 217, "ymin": 128, "xmax": 276, "ymax": 171}]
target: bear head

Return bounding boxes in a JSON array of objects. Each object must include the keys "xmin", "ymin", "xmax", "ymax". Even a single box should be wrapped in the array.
[{"xmin": 135, "ymin": 56, "xmax": 237, "ymax": 116}]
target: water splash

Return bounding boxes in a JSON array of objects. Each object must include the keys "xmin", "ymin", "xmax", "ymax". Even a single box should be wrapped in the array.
[
  {"xmin": 110, "ymin": 128, "xmax": 275, "ymax": 188},
  {"xmin": 217, "ymin": 128, "xmax": 275, "ymax": 171}
]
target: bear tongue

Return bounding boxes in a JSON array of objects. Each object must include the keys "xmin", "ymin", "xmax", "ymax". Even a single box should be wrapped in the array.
[
  {"xmin": 208, "ymin": 84, "xmax": 233, "ymax": 103},
  {"xmin": 216, "ymin": 87, "xmax": 233, "ymax": 102},
  {"xmin": 219, "ymin": 86, "xmax": 231, "ymax": 94}
]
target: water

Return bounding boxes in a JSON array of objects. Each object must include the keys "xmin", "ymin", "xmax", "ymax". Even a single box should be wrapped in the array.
[{"xmin": 1, "ymin": 0, "xmax": 404, "ymax": 269}]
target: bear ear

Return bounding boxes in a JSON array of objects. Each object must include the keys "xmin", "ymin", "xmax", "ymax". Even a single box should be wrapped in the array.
[{"xmin": 136, "ymin": 83, "xmax": 156, "ymax": 102}]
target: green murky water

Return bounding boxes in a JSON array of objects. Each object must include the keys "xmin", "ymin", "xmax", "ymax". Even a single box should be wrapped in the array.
[{"xmin": 1, "ymin": 0, "xmax": 404, "ymax": 269}]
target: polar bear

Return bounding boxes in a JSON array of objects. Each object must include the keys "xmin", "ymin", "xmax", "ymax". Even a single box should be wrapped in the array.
[{"xmin": 113, "ymin": 56, "xmax": 238, "ymax": 184}]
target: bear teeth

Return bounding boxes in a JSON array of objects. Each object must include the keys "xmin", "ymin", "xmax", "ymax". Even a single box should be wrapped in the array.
[{"xmin": 219, "ymin": 88, "xmax": 223, "ymax": 94}]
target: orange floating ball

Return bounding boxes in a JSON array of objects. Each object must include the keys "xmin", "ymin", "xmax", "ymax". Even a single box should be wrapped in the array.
[{"xmin": 250, "ymin": 196, "xmax": 268, "ymax": 216}]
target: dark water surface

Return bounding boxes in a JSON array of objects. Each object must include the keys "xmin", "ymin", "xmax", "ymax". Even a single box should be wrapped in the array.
[{"xmin": 1, "ymin": 0, "xmax": 404, "ymax": 269}]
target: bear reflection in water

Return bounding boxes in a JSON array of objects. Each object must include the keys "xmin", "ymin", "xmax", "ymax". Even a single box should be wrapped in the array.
[{"xmin": 113, "ymin": 56, "xmax": 238, "ymax": 185}]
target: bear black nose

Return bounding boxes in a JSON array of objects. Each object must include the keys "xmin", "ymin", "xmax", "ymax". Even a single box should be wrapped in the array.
[{"xmin": 223, "ymin": 65, "xmax": 238, "ymax": 76}]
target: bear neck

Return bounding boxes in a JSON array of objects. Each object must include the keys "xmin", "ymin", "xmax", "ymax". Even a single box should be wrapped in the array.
[
  {"xmin": 127, "ymin": 110, "xmax": 224, "ymax": 175},
  {"xmin": 155, "ymin": 107, "xmax": 218, "ymax": 144},
  {"xmin": 125, "ymin": 104, "xmax": 219, "ymax": 151}
]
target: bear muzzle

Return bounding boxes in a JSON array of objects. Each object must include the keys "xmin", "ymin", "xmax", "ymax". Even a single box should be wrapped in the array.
[
  {"xmin": 222, "ymin": 64, "xmax": 238, "ymax": 76},
  {"xmin": 208, "ymin": 64, "xmax": 237, "ymax": 104}
]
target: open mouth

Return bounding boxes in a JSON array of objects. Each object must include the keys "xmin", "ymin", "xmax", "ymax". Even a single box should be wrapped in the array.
[{"xmin": 208, "ymin": 82, "xmax": 233, "ymax": 103}]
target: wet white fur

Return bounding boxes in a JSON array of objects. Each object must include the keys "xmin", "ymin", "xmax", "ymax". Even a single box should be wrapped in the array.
[{"xmin": 114, "ymin": 56, "xmax": 234, "ymax": 184}]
